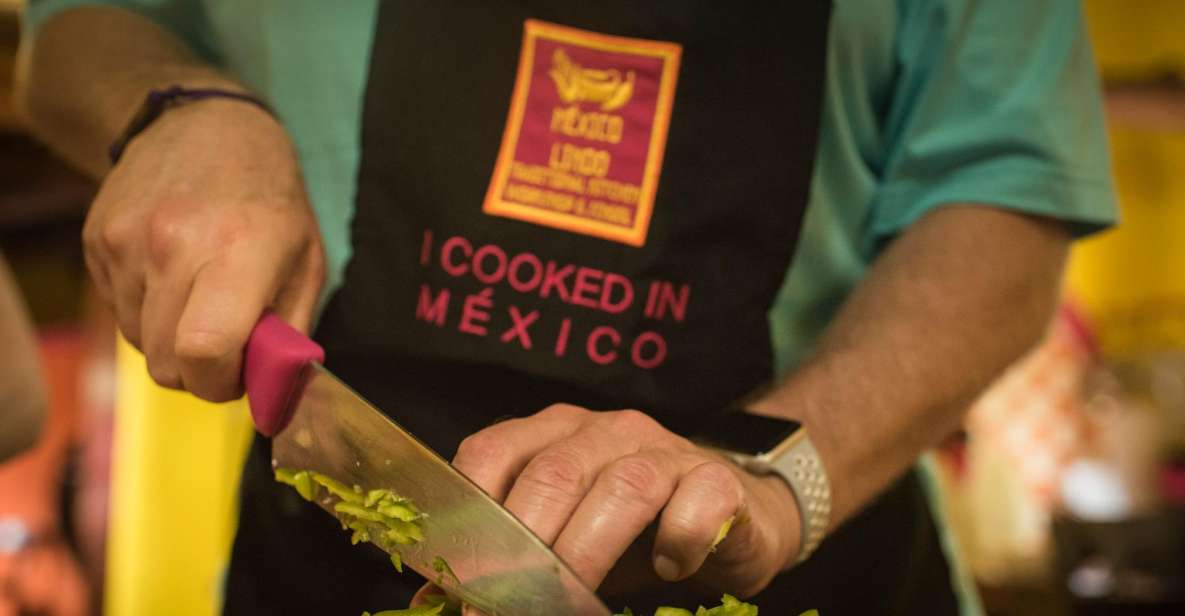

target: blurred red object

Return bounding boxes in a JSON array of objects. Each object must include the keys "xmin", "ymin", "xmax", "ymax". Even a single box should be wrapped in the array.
[{"xmin": 0, "ymin": 329, "xmax": 90, "ymax": 616}]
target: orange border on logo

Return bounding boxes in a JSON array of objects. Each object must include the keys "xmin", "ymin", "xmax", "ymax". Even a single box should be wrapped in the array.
[{"xmin": 482, "ymin": 19, "xmax": 682, "ymax": 247}]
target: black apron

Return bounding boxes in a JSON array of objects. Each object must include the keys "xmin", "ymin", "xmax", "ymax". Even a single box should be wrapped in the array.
[{"xmin": 225, "ymin": 3, "xmax": 960, "ymax": 614}]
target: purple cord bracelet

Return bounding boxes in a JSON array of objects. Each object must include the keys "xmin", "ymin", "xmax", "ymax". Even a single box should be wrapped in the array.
[{"xmin": 108, "ymin": 85, "xmax": 274, "ymax": 164}]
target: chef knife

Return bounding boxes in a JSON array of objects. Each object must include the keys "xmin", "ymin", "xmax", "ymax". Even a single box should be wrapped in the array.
[{"xmin": 243, "ymin": 314, "xmax": 611, "ymax": 616}]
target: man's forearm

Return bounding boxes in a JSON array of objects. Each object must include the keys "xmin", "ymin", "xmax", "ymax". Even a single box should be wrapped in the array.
[
  {"xmin": 0, "ymin": 256, "xmax": 45, "ymax": 461},
  {"xmin": 18, "ymin": 6, "xmax": 244, "ymax": 177},
  {"xmin": 752, "ymin": 206, "xmax": 1069, "ymax": 544}
]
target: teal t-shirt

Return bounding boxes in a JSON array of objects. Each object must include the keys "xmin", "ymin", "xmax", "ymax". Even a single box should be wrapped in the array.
[
  {"xmin": 26, "ymin": 0, "xmax": 1117, "ymax": 375},
  {"xmin": 25, "ymin": 1, "xmax": 1118, "ymax": 612}
]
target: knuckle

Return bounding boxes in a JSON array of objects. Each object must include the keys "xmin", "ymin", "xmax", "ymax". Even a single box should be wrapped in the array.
[
  {"xmin": 663, "ymin": 509, "xmax": 708, "ymax": 548},
  {"xmin": 174, "ymin": 330, "xmax": 235, "ymax": 365},
  {"xmin": 81, "ymin": 218, "xmax": 100, "ymax": 250},
  {"xmin": 603, "ymin": 456, "xmax": 663, "ymax": 505},
  {"xmin": 691, "ymin": 461, "xmax": 744, "ymax": 502},
  {"xmin": 99, "ymin": 219, "xmax": 133, "ymax": 255},
  {"xmin": 455, "ymin": 433, "xmax": 508, "ymax": 469},
  {"xmin": 538, "ymin": 403, "xmax": 581, "ymax": 420},
  {"xmin": 558, "ymin": 541, "xmax": 601, "ymax": 579},
  {"xmin": 611, "ymin": 409, "xmax": 657, "ymax": 434},
  {"xmin": 519, "ymin": 448, "xmax": 588, "ymax": 498},
  {"xmin": 146, "ymin": 208, "xmax": 187, "ymax": 266}
]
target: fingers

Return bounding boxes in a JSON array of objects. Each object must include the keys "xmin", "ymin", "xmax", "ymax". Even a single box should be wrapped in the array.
[
  {"xmin": 651, "ymin": 460, "xmax": 745, "ymax": 582},
  {"xmin": 84, "ymin": 198, "xmax": 145, "ymax": 348},
  {"xmin": 500, "ymin": 411, "xmax": 641, "ymax": 545},
  {"xmin": 81, "ymin": 244, "xmax": 113, "ymax": 305},
  {"xmin": 174, "ymin": 253, "xmax": 276, "ymax": 401},
  {"xmin": 109, "ymin": 272, "xmax": 146, "ymax": 348},
  {"xmin": 453, "ymin": 404, "xmax": 586, "ymax": 501},
  {"xmin": 271, "ymin": 233, "xmax": 325, "ymax": 333},
  {"xmin": 552, "ymin": 451, "xmax": 680, "ymax": 588},
  {"xmin": 140, "ymin": 269, "xmax": 192, "ymax": 389}
]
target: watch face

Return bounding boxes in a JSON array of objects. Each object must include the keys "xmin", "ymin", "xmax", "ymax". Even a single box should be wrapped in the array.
[{"xmin": 691, "ymin": 410, "xmax": 802, "ymax": 456}]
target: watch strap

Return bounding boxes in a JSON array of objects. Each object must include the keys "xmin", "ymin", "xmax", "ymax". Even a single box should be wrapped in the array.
[{"xmin": 768, "ymin": 433, "xmax": 831, "ymax": 564}]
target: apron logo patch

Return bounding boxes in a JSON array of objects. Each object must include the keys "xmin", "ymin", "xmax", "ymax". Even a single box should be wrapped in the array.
[{"xmin": 483, "ymin": 20, "xmax": 681, "ymax": 247}]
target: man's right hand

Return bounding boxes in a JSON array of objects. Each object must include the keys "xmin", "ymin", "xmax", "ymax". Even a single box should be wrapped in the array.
[{"xmin": 84, "ymin": 97, "xmax": 325, "ymax": 402}]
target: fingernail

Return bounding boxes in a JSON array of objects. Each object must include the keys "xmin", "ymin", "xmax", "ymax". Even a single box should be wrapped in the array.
[{"xmin": 654, "ymin": 554, "xmax": 681, "ymax": 581}]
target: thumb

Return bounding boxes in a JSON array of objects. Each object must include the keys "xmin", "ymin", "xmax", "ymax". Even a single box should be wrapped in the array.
[{"xmin": 174, "ymin": 253, "xmax": 277, "ymax": 402}]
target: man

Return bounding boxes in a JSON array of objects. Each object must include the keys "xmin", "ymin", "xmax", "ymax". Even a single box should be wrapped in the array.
[{"xmin": 19, "ymin": 1, "xmax": 1116, "ymax": 614}]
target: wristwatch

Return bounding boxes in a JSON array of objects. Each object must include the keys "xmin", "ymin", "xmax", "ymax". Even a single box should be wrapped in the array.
[{"xmin": 691, "ymin": 409, "xmax": 832, "ymax": 565}]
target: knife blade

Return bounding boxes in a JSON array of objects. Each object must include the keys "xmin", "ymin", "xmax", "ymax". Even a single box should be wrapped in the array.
[{"xmin": 243, "ymin": 315, "xmax": 611, "ymax": 616}]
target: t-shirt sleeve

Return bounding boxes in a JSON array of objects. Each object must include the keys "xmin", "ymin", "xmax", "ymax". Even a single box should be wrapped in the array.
[
  {"xmin": 869, "ymin": 0, "xmax": 1118, "ymax": 248},
  {"xmin": 24, "ymin": 0, "xmax": 218, "ymax": 62}
]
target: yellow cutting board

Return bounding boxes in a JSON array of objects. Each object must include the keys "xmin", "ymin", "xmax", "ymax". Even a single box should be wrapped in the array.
[{"xmin": 104, "ymin": 337, "xmax": 254, "ymax": 616}]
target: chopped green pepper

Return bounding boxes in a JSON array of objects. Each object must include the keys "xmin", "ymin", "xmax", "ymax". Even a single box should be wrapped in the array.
[
  {"xmin": 378, "ymin": 501, "xmax": 421, "ymax": 522},
  {"xmin": 710, "ymin": 515, "xmax": 735, "ymax": 552},
  {"xmin": 348, "ymin": 520, "xmax": 371, "ymax": 545},
  {"xmin": 335, "ymin": 501, "xmax": 387, "ymax": 523},
  {"xmin": 361, "ymin": 604, "xmax": 444, "ymax": 616},
  {"xmin": 310, "ymin": 472, "xmax": 366, "ymax": 504},
  {"xmin": 360, "ymin": 595, "xmax": 462, "ymax": 616},
  {"xmin": 432, "ymin": 556, "xmax": 459, "ymax": 586},
  {"xmin": 365, "ymin": 488, "xmax": 394, "ymax": 508},
  {"xmin": 611, "ymin": 595, "xmax": 777, "ymax": 616},
  {"xmin": 390, "ymin": 551, "xmax": 403, "ymax": 573},
  {"xmin": 274, "ymin": 468, "xmax": 317, "ymax": 501}
]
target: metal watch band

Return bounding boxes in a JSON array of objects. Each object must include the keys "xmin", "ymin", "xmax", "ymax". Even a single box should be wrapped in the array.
[{"xmin": 767, "ymin": 433, "xmax": 831, "ymax": 564}]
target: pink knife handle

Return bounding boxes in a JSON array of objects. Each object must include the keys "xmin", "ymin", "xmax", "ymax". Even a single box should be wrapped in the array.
[{"xmin": 244, "ymin": 313, "xmax": 324, "ymax": 437}]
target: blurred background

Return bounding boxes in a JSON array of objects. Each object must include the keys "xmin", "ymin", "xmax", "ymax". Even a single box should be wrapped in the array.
[{"xmin": 1, "ymin": 1, "xmax": 1183, "ymax": 615}]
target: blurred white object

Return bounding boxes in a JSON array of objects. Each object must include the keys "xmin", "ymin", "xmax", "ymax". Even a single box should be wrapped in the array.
[
  {"xmin": 1060, "ymin": 459, "xmax": 1132, "ymax": 521},
  {"xmin": 1068, "ymin": 557, "xmax": 1115, "ymax": 598},
  {"xmin": 0, "ymin": 517, "xmax": 30, "ymax": 553}
]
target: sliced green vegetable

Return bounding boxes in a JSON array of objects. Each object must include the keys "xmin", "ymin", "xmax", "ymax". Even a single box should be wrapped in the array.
[
  {"xmin": 274, "ymin": 468, "xmax": 317, "ymax": 501},
  {"xmin": 390, "ymin": 551, "xmax": 403, "ymax": 573},
  {"xmin": 612, "ymin": 595, "xmax": 772, "ymax": 616},
  {"xmin": 361, "ymin": 604, "xmax": 444, "ymax": 616},
  {"xmin": 311, "ymin": 472, "xmax": 366, "ymax": 504},
  {"xmin": 335, "ymin": 501, "xmax": 387, "ymax": 523},
  {"xmin": 694, "ymin": 594, "xmax": 758, "ymax": 616},
  {"xmin": 365, "ymin": 488, "xmax": 394, "ymax": 508},
  {"xmin": 432, "ymin": 556, "xmax": 459, "ymax": 586},
  {"xmin": 710, "ymin": 515, "xmax": 736, "ymax": 552},
  {"xmin": 378, "ymin": 501, "xmax": 421, "ymax": 522},
  {"xmin": 421, "ymin": 595, "xmax": 462, "ymax": 616},
  {"xmin": 348, "ymin": 521, "xmax": 371, "ymax": 545},
  {"xmin": 360, "ymin": 596, "xmax": 460, "ymax": 616},
  {"xmin": 382, "ymin": 519, "xmax": 424, "ymax": 544}
]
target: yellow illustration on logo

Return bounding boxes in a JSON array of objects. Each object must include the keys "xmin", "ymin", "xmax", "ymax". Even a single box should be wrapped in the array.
[
  {"xmin": 484, "ymin": 20, "xmax": 681, "ymax": 247},
  {"xmin": 549, "ymin": 49, "xmax": 635, "ymax": 111}
]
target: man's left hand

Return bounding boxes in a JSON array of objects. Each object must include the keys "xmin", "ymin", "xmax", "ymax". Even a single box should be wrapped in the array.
[{"xmin": 450, "ymin": 404, "xmax": 801, "ymax": 597}]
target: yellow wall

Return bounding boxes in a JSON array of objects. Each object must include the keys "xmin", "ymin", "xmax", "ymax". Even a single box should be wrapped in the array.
[{"xmin": 1069, "ymin": 0, "xmax": 1185, "ymax": 356}]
